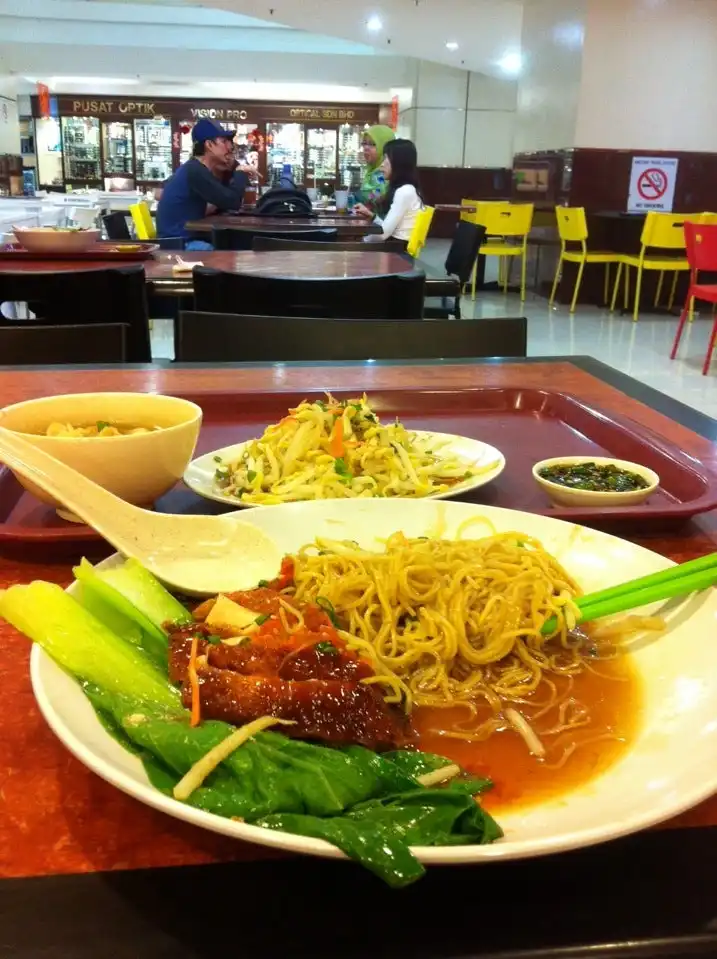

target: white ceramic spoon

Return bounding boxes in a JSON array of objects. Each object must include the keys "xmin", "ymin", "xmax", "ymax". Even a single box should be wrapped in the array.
[{"xmin": 0, "ymin": 426, "xmax": 280, "ymax": 595}]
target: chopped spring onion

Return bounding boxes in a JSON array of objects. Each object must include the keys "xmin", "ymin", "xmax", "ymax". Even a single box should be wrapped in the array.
[
  {"xmin": 173, "ymin": 716, "xmax": 295, "ymax": 801},
  {"xmin": 315, "ymin": 596, "xmax": 340, "ymax": 628}
]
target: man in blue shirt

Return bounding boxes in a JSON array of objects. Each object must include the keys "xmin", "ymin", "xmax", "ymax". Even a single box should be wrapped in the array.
[{"xmin": 156, "ymin": 119, "xmax": 254, "ymax": 250}]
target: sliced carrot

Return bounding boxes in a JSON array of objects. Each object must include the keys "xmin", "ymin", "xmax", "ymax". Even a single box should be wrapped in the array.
[
  {"xmin": 329, "ymin": 416, "xmax": 344, "ymax": 458},
  {"xmin": 279, "ymin": 415, "xmax": 298, "ymax": 427},
  {"xmin": 188, "ymin": 636, "xmax": 201, "ymax": 728}
]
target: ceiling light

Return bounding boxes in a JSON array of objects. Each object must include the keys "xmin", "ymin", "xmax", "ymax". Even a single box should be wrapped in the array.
[
  {"xmin": 445, "ymin": 41, "xmax": 459, "ymax": 51},
  {"xmin": 497, "ymin": 52, "xmax": 523, "ymax": 75},
  {"xmin": 366, "ymin": 15, "xmax": 383, "ymax": 31}
]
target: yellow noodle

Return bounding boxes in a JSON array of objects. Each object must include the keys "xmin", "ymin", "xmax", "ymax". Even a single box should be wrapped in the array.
[{"xmin": 293, "ymin": 532, "xmax": 584, "ymax": 713}]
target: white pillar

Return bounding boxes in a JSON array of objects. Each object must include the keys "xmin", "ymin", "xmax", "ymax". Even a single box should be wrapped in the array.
[
  {"xmin": 0, "ymin": 77, "xmax": 21, "ymax": 155},
  {"xmin": 401, "ymin": 60, "xmax": 516, "ymax": 167},
  {"xmin": 515, "ymin": 0, "xmax": 587, "ymax": 153}
]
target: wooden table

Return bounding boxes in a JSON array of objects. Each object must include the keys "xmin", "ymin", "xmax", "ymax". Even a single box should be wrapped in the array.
[
  {"xmin": 146, "ymin": 249, "xmax": 419, "ymax": 281},
  {"xmin": 2, "ymin": 356, "xmax": 717, "ymax": 958},
  {"xmin": 186, "ymin": 212, "xmax": 379, "ymax": 239}
]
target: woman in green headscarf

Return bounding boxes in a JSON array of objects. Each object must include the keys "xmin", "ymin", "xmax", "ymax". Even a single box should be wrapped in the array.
[{"xmin": 356, "ymin": 124, "xmax": 395, "ymax": 211}]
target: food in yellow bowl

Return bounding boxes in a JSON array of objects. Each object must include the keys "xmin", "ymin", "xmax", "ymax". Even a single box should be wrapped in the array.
[
  {"xmin": 45, "ymin": 421, "xmax": 157, "ymax": 438},
  {"xmin": 0, "ymin": 393, "xmax": 202, "ymax": 519}
]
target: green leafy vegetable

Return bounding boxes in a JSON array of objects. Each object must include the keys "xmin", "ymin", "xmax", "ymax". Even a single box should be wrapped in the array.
[
  {"xmin": 255, "ymin": 613, "xmax": 270, "ymax": 626},
  {"xmin": 247, "ymin": 470, "xmax": 257, "ymax": 483},
  {"xmin": 213, "ymin": 455, "xmax": 223, "ymax": 463},
  {"xmin": 257, "ymin": 580, "xmax": 270, "ymax": 588},
  {"xmin": 96, "ymin": 420, "xmax": 110, "ymax": 432},
  {"xmin": 260, "ymin": 788, "xmax": 501, "ymax": 887}
]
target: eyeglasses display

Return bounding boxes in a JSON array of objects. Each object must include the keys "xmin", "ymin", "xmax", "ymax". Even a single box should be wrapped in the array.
[
  {"xmin": 134, "ymin": 118, "xmax": 172, "ymax": 182},
  {"xmin": 102, "ymin": 121, "xmax": 134, "ymax": 176},
  {"xmin": 306, "ymin": 127, "xmax": 337, "ymax": 184},
  {"xmin": 61, "ymin": 116, "xmax": 101, "ymax": 181},
  {"xmin": 339, "ymin": 123, "xmax": 366, "ymax": 190},
  {"xmin": 266, "ymin": 122, "xmax": 305, "ymax": 186}
]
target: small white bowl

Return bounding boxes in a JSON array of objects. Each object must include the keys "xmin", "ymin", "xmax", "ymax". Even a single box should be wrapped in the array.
[{"xmin": 532, "ymin": 456, "xmax": 660, "ymax": 508}]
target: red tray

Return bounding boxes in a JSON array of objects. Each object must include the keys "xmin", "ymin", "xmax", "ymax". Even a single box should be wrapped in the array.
[
  {"xmin": 0, "ymin": 242, "xmax": 159, "ymax": 261},
  {"xmin": 0, "ymin": 387, "xmax": 714, "ymax": 554}
]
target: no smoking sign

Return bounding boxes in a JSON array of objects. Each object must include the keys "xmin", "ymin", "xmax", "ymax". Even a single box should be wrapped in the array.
[{"xmin": 628, "ymin": 157, "xmax": 678, "ymax": 213}]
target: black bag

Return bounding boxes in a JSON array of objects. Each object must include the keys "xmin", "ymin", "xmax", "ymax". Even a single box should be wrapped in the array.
[{"xmin": 254, "ymin": 187, "xmax": 314, "ymax": 217}]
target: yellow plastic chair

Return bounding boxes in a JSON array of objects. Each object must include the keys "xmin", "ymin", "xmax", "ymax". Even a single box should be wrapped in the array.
[
  {"xmin": 407, "ymin": 205, "xmax": 435, "ymax": 258},
  {"xmin": 129, "ymin": 201, "xmax": 157, "ymax": 241},
  {"xmin": 462, "ymin": 200, "xmax": 510, "ymax": 295},
  {"xmin": 610, "ymin": 212, "xmax": 691, "ymax": 322},
  {"xmin": 550, "ymin": 207, "xmax": 621, "ymax": 313},
  {"xmin": 477, "ymin": 203, "xmax": 535, "ymax": 301}
]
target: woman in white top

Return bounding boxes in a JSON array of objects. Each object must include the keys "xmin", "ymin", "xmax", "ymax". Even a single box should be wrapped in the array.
[{"xmin": 353, "ymin": 139, "xmax": 424, "ymax": 246}]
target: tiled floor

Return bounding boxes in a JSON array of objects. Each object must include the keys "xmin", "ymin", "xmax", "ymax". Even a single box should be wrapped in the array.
[{"xmin": 151, "ymin": 239, "xmax": 717, "ymax": 418}]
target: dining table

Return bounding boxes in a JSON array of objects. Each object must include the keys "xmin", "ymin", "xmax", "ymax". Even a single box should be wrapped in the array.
[
  {"xmin": 0, "ymin": 249, "xmax": 458, "ymax": 302},
  {"xmin": 185, "ymin": 212, "xmax": 380, "ymax": 239},
  {"xmin": 2, "ymin": 355, "xmax": 717, "ymax": 959}
]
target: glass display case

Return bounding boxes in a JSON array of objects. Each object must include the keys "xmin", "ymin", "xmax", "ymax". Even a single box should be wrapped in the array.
[
  {"xmin": 338, "ymin": 122, "xmax": 365, "ymax": 192},
  {"xmin": 134, "ymin": 118, "xmax": 172, "ymax": 182},
  {"xmin": 61, "ymin": 116, "xmax": 101, "ymax": 182},
  {"xmin": 306, "ymin": 126, "xmax": 337, "ymax": 186},
  {"xmin": 35, "ymin": 117, "xmax": 63, "ymax": 188},
  {"xmin": 177, "ymin": 121, "xmax": 258, "ymax": 169},
  {"xmin": 102, "ymin": 121, "xmax": 134, "ymax": 177},
  {"xmin": 266, "ymin": 122, "xmax": 304, "ymax": 186}
]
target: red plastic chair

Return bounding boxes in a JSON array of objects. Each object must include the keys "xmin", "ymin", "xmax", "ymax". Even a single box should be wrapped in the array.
[{"xmin": 670, "ymin": 221, "xmax": 717, "ymax": 374}]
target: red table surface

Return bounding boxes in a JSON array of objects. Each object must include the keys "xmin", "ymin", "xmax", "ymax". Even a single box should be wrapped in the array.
[{"xmin": 1, "ymin": 359, "xmax": 717, "ymax": 881}]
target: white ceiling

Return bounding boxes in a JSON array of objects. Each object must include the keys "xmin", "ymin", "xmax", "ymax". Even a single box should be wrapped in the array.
[{"xmin": 200, "ymin": 0, "xmax": 524, "ymax": 76}]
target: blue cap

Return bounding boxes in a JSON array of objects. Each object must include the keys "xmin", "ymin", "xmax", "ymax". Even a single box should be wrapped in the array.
[{"xmin": 191, "ymin": 119, "xmax": 234, "ymax": 143}]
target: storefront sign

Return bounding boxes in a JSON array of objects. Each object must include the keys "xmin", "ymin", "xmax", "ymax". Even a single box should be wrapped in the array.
[
  {"xmin": 33, "ymin": 95, "xmax": 380, "ymax": 126},
  {"xmin": 627, "ymin": 156, "xmax": 679, "ymax": 213},
  {"xmin": 190, "ymin": 107, "xmax": 249, "ymax": 121},
  {"xmin": 288, "ymin": 107, "xmax": 356, "ymax": 120}
]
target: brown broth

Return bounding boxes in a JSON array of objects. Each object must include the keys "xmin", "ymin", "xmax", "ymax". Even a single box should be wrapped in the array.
[{"xmin": 414, "ymin": 654, "xmax": 641, "ymax": 812}]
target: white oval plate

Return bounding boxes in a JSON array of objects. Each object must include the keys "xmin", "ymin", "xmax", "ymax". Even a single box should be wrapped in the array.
[
  {"xmin": 183, "ymin": 431, "xmax": 506, "ymax": 508},
  {"xmin": 31, "ymin": 500, "xmax": 717, "ymax": 866}
]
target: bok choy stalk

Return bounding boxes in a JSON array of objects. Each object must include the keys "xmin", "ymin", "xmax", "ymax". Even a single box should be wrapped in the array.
[
  {"xmin": 0, "ymin": 581, "xmax": 180, "ymax": 710},
  {"xmin": 72, "ymin": 558, "xmax": 192, "ymax": 668}
]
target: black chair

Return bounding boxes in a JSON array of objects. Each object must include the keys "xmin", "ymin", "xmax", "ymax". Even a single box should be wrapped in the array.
[
  {"xmin": 176, "ymin": 311, "xmax": 527, "ymax": 363},
  {"xmin": 102, "ymin": 211, "xmax": 132, "ymax": 240},
  {"xmin": 193, "ymin": 268, "xmax": 426, "ymax": 320},
  {"xmin": 252, "ymin": 236, "xmax": 407, "ymax": 253},
  {"xmin": 0, "ymin": 323, "xmax": 127, "ymax": 365},
  {"xmin": 422, "ymin": 221, "xmax": 487, "ymax": 319},
  {"xmin": 0, "ymin": 266, "xmax": 151, "ymax": 362},
  {"xmin": 212, "ymin": 227, "xmax": 338, "ymax": 251}
]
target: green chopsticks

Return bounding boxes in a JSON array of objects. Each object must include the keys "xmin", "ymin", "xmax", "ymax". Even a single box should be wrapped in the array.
[{"xmin": 541, "ymin": 552, "xmax": 717, "ymax": 635}]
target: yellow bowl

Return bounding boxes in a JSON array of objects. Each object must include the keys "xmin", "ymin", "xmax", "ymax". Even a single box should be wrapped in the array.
[
  {"xmin": 0, "ymin": 392, "xmax": 202, "ymax": 519},
  {"xmin": 532, "ymin": 456, "xmax": 660, "ymax": 508}
]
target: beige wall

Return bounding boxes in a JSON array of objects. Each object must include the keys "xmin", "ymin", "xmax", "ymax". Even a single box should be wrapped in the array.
[
  {"xmin": 515, "ymin": 0, "xmax": 586, "ymax": 153},
  {"xmin": 576, "ymin": 0, "xmax": 717, "ymax": 151}
]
